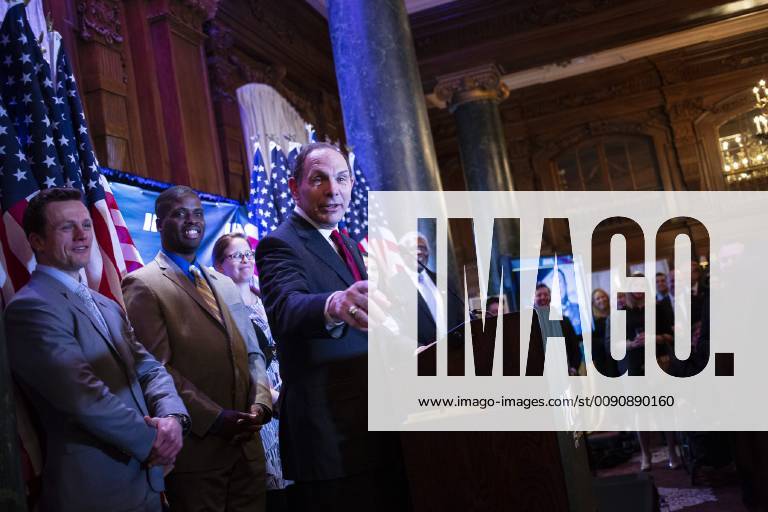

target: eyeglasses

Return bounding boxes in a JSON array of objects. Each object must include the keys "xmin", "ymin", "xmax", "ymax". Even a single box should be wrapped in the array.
[{"xmin": 224, "ymin": 250, "xmax": 255, "ymax": 261}]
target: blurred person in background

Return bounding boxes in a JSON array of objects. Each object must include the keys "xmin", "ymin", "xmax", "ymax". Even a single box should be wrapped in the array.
[
  {"xmin": 534, "ymin": 283, "xmax": 582, "ymax": 375},
  {"xmin": 590, "ymin": 288, "xmax": 617, "ymax": 377},
  {"xmin": 623, "ymin": 273, "xmax": 680, "ymax": 472}
]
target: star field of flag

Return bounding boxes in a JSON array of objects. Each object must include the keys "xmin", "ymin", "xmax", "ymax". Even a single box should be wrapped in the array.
[
  {"xmin": 248, "ymin": 143, "xmax": 279, "ymax": 238},
  {"xmin": 0, "ymin": 2, "xmax": 141, "ymax": 303},
  {"xmin": 342, "ymin": 152, "xmax": 369, "ymax": 243},
  {"xmin": 269, "ymin": 141, "xmax": 294, "ymax": 223}
]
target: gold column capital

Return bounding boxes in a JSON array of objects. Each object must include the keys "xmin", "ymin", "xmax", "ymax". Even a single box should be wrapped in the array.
[{"xmin": 434, "ymin": 64, "xmax": 509, "ymax": 112}]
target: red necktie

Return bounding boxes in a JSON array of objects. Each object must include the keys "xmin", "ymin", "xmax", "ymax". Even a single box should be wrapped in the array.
[{"xmin": 331, "ymin": 229, "xmax": 363, "ymax": 282}]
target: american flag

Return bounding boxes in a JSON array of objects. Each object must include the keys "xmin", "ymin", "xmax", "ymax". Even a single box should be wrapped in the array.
[
  {"xmin": 269, "ymin": 141, "xmax": 294, "ymax": 223},
  {"xmin": 285, "ymin": 140, "xmax": 301, "ymax": 180},
  {"xmin": 248, "ymin": 142, "xmax": 279, "ymax": 239},
  {"xmin": 346, "ymin": 153, "xmax": 407, "ymax": 278},
  {"xmin": 342, "ymin": 151, "xmax": 370, "ymax": 247},
  {"xmin": 0, "ymin": 3, "xmax": 141, "ymax": 306}
]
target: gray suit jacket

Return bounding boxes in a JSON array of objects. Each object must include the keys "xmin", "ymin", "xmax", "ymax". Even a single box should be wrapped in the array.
[{"xmin": 6, "ymin": 270, "xmax": 187, "ymax": 512}]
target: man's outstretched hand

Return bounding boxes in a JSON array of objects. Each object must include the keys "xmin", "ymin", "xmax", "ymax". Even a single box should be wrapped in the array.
[
  {"xmin": 328, "ymin": 280, "xmax": 391, "ymax": 332},
  {"xmin": 328, "ymin": 280, "xmax": 370, "ymax": 331}
]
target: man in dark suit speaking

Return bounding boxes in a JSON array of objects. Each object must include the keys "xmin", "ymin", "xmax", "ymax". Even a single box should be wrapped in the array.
[{"xmin": 255, "ymin": 142, "xmax": 408, "ymax": 511}]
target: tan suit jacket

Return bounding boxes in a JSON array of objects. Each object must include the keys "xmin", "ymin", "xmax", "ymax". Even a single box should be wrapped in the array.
[{"xmin": 122, "ymin": 251, "xmax": 271, "ymax": 472}]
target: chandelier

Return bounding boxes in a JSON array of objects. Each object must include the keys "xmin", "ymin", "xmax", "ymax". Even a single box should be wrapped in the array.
[
  {"xmin": 753, "ymin": 79, "xmax": 768, "ymax": 141},
  {"xmin": 717, "ymin": 79, "xmax": 768, "ymax": 185}
]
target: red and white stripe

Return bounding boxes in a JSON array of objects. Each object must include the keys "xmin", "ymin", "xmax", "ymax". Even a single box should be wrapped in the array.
[
  {"xmin": 0, "ymin": 193, "xmax": 37, "ymax": 306},
  {"xmin": 86, "ymin": 176, "xmax": 143, "ymax": 306},
  {"xmin": 0, "ymin": 180, "xmax": 143, "ymax": 307},
  {"xmin": 366, "ymin": 226, "xmax": 406, "ymax": 280}
]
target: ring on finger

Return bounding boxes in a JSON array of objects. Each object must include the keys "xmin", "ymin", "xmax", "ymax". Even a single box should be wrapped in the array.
[{"xmin": 348, "ymin": 305, "xmax": 359, "ymax": 318}]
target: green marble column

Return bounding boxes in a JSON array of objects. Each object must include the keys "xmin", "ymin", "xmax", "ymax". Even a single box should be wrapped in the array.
[
  {"xmin": 454, "ymin": 99, "xmax": 514, "ymax": 191},
  {"xmin": 435, "ymin": 64, "xmax": 514, "ymax": 192},
  {"xmin": 435, "ymin": 65, "xmax": 516, "ymax": 309}
]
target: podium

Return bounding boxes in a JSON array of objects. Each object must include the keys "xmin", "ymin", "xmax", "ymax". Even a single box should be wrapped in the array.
[{"xmin": 400, "ymin": 312, "xmax": 595, "ymax": 512}]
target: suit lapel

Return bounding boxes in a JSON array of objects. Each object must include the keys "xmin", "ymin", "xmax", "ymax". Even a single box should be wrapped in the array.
[
  {"xmin": 341, "ymin": 231, "xmax": 367, "ymax": 280},
  {"xmin": 67, "ymin": 294, "xmax": 113, "ymax": 343},
  {"xmin": 92, "ymin": 294, "xmax": 150, "ymax": 416},
  {"xmin": 30, "ymin": 272, "xmax": 150, "ymax": 415},
  {"xmin": 48, "ymin": 278, "xmax": 125, "ymax": 362},
  {"xmin": 33, "ymin": 274, "xmax": 125, "ymax": 372},
  {"xmin": 93, "ymin": 295, "xmax": 133, "ymax": 361},
  {"xmin": 155, "ymin": 252, "xmax": 225, "ymax": 327},
  {"xmin": 201, "ymin": 266, "xmax": 232, "ymax": 335},
  {"xmin": 291, "ymin": 214, "xmax": 355, "ymax": 287}
]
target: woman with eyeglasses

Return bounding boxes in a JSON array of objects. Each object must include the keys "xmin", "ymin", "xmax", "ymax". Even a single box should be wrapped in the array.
[{"xmin": 212, "ymin": 233, "xmax": 290, "ymax": 511}]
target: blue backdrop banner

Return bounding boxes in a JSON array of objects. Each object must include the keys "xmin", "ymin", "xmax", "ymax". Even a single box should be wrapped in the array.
[{"xmin": 111, "ymin": 182, "xmax": 252, "ymax": 268}]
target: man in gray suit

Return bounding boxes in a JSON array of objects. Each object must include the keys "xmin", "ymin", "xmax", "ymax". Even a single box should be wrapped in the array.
[{"xmin": 5, "ymin": 188, "xmax": 189, "ymax": 512}]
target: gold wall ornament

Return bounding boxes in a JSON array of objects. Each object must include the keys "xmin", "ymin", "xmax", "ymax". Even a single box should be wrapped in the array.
[{"xmin": 434, "ymin": 64, "xmax": 510, "ymax": 112}]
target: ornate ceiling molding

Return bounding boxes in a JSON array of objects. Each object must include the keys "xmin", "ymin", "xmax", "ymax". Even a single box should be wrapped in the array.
[
  {"xmin": 532, "ymin": 120, "xmax": 648, "ymax": 159},
  {"xmin": 176, "ymin": 0, "xmax": 219, "ymax": 22},
  {"xmin": 667, "ymin": 98, "xmax": 705, "ymax": 123},
  {"xmin": 711, "ymin": 90, "xmax": 755, "ymax": 115},
  {"xmin": 424, "ymin": 10, "xmax": 768, "ymax": 108},
  {"xmin": 434, "ymin": 64, "xmax": 509, "ymax": 112},
  {"xmin": 413, "ymin": 0, "xmax": 625, "ymax": 54},
  {"xmin": 147, "ymin": 0, "xmax": 220, "ymax": 35},
  {"xmin": 206, "ymin": 21, "xmax": 279, "ymax": 101},
  {"xmin": 205, "ymin": 19, "xmax": 316, "ymax": 121},
  {"xmin": 517, "ymin": 69, "xmax": 659, "ymax": 119},
  {"xmin": 76, "ymin": 0, "xmax": 123, "ymax": 45}
]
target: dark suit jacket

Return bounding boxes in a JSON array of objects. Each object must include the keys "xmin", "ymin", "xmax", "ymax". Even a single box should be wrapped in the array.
[
  {"xmin": 6, "ymin": 271, "xmax": 187, "ymax": 512},
  {"xmin": 122, "ymin": 252, "xmax": 270, "ymax": 473},
  {"xmin": 417, "ymin": 268, "xmax": 467, "ymax": 346},
  {"xmin": 255, "ymin": 212, "xmax": 388, "ymax": 481}
]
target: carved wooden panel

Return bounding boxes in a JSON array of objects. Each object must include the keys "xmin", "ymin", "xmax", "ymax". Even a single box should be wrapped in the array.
[
  {"xmin": 170, "ymin": 29, "xmax": 224, "ymax": 194},
  {"xmin": 122, "ymin": 0, "xmax": 172, "ymax": 183},
  {"xmin": 47, "ymin": 0, "xmax": 150, "ymax": 178},
  {"xmin": 78, "ymin": 0, "xmax": 124, "ymax": 44},
  {"xmin": 139, "ymin": 0, "xmax": 226, "ymax": 193}
]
